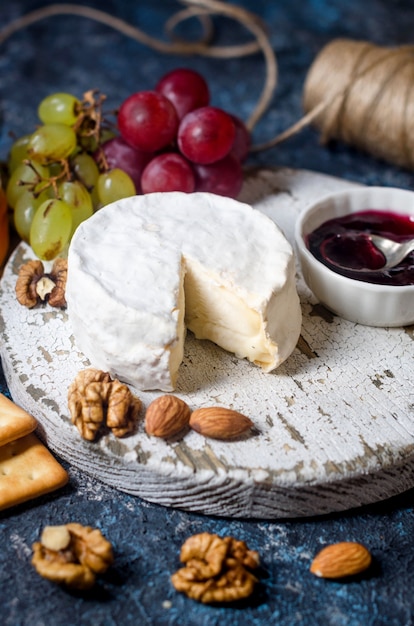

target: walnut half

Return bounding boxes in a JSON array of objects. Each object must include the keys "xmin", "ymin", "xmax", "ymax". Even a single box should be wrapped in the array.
[
  {"xmin": 16, "ymin": 258, "xmax": 67, "ymax": 308},
  {"xmin": 32, "ymin": 523, "xmax": 114, "ymax": 590},
  {"xmin": 171, "ymin": 532, "xmax": 260, "ymax": 604},
  {"xmin": 68, "ymin": 368, "xmax": 142, "ymax": 441}
]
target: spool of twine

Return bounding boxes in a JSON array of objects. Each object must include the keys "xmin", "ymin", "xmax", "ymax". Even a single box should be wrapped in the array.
[{"xmin": 302, "ymin": 38, "xmax": 414, "ymax": 170}]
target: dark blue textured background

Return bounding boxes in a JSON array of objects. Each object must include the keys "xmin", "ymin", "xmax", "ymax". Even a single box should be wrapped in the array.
[{"xmin": 1, "ymin": 1, "xmax": 414, "ymax": 624}]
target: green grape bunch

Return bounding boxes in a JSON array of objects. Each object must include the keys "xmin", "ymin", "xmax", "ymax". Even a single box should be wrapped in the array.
[
  {"xmin": 5, "ymin": 69, "xmax": 251, "ymax": 262},
  {"xmin": 6, "ymin": 90, "xmax": 135, "ymax": 261}
]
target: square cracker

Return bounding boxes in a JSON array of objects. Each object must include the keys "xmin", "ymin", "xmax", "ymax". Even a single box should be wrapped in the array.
[
  {"xmin": 0, "ymin": 393, "xmax": 37, "ymax": 445},
  {"xmin": 0, "ymin": 432, "xmax": 68, "ymax": 511}
]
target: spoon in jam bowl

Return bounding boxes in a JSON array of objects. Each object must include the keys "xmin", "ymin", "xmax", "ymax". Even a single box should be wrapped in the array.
[
  {"xmin": 368, "ymin": 234, "xmax": 414, "ymax": 270},
  {"xmin": 321, "ymin": 232, "xmax": 414, "ymax": 272}
]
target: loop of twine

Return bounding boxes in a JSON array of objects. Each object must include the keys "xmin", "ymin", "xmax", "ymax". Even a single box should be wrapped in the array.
[
  {"xmin": 0, "ymin": 1, "xmax": 277, "ymax": 133},
  {"xmin": 0, "ymin": 2, "xmax": 414, "ymax": 170}
]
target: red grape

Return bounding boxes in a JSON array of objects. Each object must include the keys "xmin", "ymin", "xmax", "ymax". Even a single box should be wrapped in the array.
[
  {"xmin": 193, "ymin": 154, "xmax": 243, "ymax": 198},
  {"xmin": 177, "ymin": 106, "xmax": 235, "ymax": 165},
  {"xmin": 141, "ymin": 152, "xmax": 195, "ymax": 193},
  {"xmin": 156, "ymin": 68, "xmax": 210, "ymax": 120},
  {"xmin": 118, "ymin": 91, "xmax": 179, "ymax": 152},
  {"xmin": 229, "ymin": 114, "xmax": 251, "ymax": 162},
  {"xmin": 97, "ymin": 137, "xmax": 152, "ymax": 193}
]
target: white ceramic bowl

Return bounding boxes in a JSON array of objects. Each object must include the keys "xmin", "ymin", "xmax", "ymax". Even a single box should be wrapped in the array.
[{"xmin": 294, "ymin": 186, "xmax": 414, "ymax": 327}]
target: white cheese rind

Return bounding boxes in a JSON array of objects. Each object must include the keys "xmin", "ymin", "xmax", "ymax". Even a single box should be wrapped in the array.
[{"xmin": 66, "ymin": 192, "xmax": 302, "ymax": 391}]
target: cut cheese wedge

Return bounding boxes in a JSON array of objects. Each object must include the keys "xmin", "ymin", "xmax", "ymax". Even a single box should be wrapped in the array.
[{"xmin": 66, "ymin": 192, "xmax": 302, "ymax": 391}]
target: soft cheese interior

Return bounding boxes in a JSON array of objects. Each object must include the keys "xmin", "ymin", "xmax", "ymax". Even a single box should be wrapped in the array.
[
  {"xmin": 185, "ymin": 257, "xmax": 284, "ymax": 370},
  {"xmin": 66, "ymin": 192, "xmax": 302, "ymax": 391}
]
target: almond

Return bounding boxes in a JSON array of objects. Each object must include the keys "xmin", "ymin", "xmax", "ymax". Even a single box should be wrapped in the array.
[
  {"xmin": 145, "ymin": 394, "xmax": 191, "ymax": 438},
  {"xmin": 310, "ymin": 541, "xmax": 372, "ymax": 579},
  {"xmin": 189, "ymin": 407, "xmax": 253, "ymax": 440}
]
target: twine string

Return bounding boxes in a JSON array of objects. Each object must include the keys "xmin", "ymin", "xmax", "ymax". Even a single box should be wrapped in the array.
[
  {"xmin": 164, "ymin": 7, "xmax": 215, "ymax": 47},
  {"xmin": 0, "ymin": 1, "xmax": 277, "ymax": 132},
  {"xmin": 1, "ymin": 3, "xmax": 414, "ymax": 168}
]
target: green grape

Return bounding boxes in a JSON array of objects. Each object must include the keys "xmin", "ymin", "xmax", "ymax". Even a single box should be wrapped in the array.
[
  {"xmin": 58, "ymin": 180, "xmax": 93, "ymax": 235},
  {"xmin": 30, "ymin": 199, "xmax": 73, "ymax": 260},
  {"xmin": 91, "ymin": 184, "xmax": 101, "ymax": 211},
  {"xmin": 71, "ymin": 152, "xmax": 100, "ymax": 189},
  {"xmin": 38, "ymin": 92, "xmax": 80, "ymax": 126},
  {"xmin": 48, "ymin": 161, "xmax": 65, "ymax": 178},
  {"xmin": 97, "ymin": 169, "xmax": 136, "ymax": 205},
  {"xmin": 14, "ymin": 190, "xmax": 43, "ymax": 241},
  {"xmin": 6, "ymin": 161, "xmax": 49, "ymax": 208},
  {"xmin": 37, "ymin": 188, "xmax": 55, "ymax": 204},
  {"xmin": 28, "ymin": 123, "xmax": 77, "ymax": 163},
  {"xmin": 15, "ymin": 187, "xmax": 54, "ymax": 241},
  {"xmin": 8, "ymin": 134, "xmax": 32, "ymax": 172}
]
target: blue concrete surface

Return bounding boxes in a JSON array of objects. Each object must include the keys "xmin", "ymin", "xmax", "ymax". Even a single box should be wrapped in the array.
[{"xmin": 1, "ymin": 1, "xmax": 414, "ymax": 624}]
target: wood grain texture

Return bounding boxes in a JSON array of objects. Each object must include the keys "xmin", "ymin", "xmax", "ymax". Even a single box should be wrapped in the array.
[{"xmin": 1, "ymin": 167, "xmax": 413, "ymax": 518}]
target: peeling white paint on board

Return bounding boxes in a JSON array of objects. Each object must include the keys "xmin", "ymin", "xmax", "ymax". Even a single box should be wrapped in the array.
[{"xmin": 1, "ymin": 168, "xmax": 413, "ymax": 518}]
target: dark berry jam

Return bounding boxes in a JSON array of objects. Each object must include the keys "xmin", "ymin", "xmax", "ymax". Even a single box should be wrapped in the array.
[{"xmin": 306, "ymin": 210, "xmax": 414, "ymax": 285}]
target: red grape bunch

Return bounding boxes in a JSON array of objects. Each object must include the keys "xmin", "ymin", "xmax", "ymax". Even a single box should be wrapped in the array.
[{"xmin": 114, "ymin": 67, "xmax": 250, "ymax": 198}]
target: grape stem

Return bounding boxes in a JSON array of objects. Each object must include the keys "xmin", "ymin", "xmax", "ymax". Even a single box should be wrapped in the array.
[
  {"xmin": 22, "ymin": 158, "xmax": 71, "ymax": 198},
  {"xmin": 93, "ymin": 147, "xmax": 109, "ymax": 175},
  {"xmin": 74, "ymin": 90, "xmax": 107, "ymax": 144}
]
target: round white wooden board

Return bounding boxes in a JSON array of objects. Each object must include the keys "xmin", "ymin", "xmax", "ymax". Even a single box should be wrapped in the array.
[{"xmin": 1, "ymin": 167, "xmax": 413, "ymax": 519}]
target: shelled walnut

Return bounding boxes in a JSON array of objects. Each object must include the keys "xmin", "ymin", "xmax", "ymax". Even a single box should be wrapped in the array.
[
  {"xmin": 31, "ymin": 523, "xmax": 114, "ymax": 590},
  {"xmin": 16, "ymin": 257, "xmax": 67, "ymax": 308},
  {"xmin": 171, "ymin": 532, "xmax": 260, "ymax": 603},
  {"xmin": 68, "ymin": 368, "xmax": 142, "ymax": 441}
]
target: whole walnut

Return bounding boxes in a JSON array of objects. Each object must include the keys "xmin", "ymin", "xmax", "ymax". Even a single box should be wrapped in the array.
[
  {"xmin": 16, "ymin": 258, "xmax": 67, "ymax": 308},
  {"xmin": 171, "ymin": 532, "xmax": 260, "ymax": 603},
  {"xmin": 68, "ymin": 368, "xmax": 142, "ymax": 441},
  {"xmin": 32, "ymin": 523, "xmax": 114, "ymax": 591}
]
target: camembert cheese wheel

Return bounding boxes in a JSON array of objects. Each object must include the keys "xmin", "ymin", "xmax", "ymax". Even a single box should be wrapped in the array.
[{"xmin": 66, "ymin": 192, "xmax": 302, "ymax": 391}]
